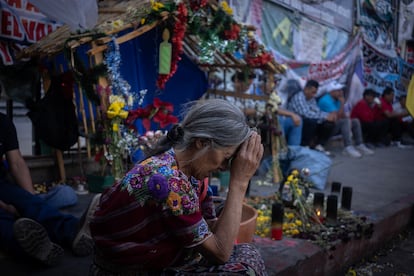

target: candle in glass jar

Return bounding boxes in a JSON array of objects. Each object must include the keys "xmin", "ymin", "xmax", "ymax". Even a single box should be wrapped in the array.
[
  {"xmin": 341, "ymin": 186, "xmax": 353, "ymax": 210},
  {"xmin": 331, "ymin": 182, "xmax": 341, "ymax": 196},
  {"xmin": 313, "ymin": 192, "xmax": 324, "ymax": 222},
  {"xmin": 271, "ymin": 202, "xmax": 284, "ymax": 240},
  {"xmin": 326, "ymin": 195, "xmax": 338, "ymax": 223}
]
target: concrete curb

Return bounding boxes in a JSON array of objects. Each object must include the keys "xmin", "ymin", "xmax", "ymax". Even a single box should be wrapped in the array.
[{"xmin": 254, "ymin": 194, "xmax": 414, "ymax": 275}]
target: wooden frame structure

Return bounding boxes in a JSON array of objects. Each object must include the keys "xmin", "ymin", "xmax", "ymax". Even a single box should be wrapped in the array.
[{"xmin": 18, "ymin": 0, "xmax": 285, "ymax": 181}]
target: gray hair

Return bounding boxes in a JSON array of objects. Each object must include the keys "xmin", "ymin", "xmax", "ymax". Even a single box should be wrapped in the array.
[{"xmin": 146, "ymin": 98, "xmax": 252, "ymax": 157}]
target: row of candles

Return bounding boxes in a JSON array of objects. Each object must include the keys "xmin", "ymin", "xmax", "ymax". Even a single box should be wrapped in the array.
[
  {"xmin": 271, "ymin": 182, "xmax": 353, "ymax": 240},
  {"xmin": 313, "ymin": 182, "xmax": 353, "ymax": 224}
]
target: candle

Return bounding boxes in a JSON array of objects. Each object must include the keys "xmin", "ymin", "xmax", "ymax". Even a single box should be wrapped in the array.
[
  {"xmin": 341, "ymin": 186, "xmax": 353, "ymax": 210},
  {"xmin": 313, "ymin": 192, "xmax": 325, "ymax": 222},
  {"xmin": 313, "ymin": 192, "xmax": 324, "ymax": 209},
  {"xmin": 331, "ymin": 181, "xmax": 341, "ymax": 196},
  {"xmin": 326, "ymin": 195, "xmax": 338, "ymax": 223},
  {"xmin": 158, "ymin": 28, "xmax": 172, "ymax": 74},
  {"xmin": 331, "ymin": 181, "xmax": 342, "ymax": 208},
  {"xmin": 271, "ymin": 202, "xmax": 284, "ymax": 240}
]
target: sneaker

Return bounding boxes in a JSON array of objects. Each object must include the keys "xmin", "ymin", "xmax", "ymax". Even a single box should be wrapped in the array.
[
  {"xmin": 13, "ymin": 218, "xmax": 64, "ymax": 266},
  {"xmin": 343, "ymin": 146, "xmax": 362, "ymax": 158},
  {"xmin": 72, "ymin": 193, "xmax": 101, "ymax": 256},
  {"xmin": 314, "ymin": 144, "xmax": 332, "ymax": 156},
  {"xmin": 392, "ymin": 141, "xmax": 413, "ymax": 149},
  {"xmin": 356, "ymin": 144, "xmax": 374, "ymax": 155}
]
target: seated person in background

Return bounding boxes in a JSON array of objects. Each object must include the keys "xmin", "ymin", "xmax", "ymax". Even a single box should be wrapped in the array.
[
  {"xmin": 90, "ymin": 99, "xmax": 266, "ymax": 275},
  {"xmin": 287, "ymin": 79, "xmax": 336, "ymax": 155},
  {"xmin": 350, "ymin": 88, "xmax": 389, "ymax": 147},
  {"xmin": 0, "ymin": 105, "xmax": 97, "ymax": 266},
  {"xmin": 377, "ymin": 87, "xmax": 412, "ymax": 148},
  {"xmin": 318, "ymin": 81, "xmax": 374, "ymax": 158},
  {"xmin": 393, "ymin": 94, "xmax": 414, "ymax": 144}
]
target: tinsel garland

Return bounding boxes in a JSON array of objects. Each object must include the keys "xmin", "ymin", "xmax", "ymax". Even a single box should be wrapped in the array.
[
  {"xmin": 104, "ymin": 38, "xmax": 132, "ymax": 101},
  {"xmin": 156, "ymin": 2, "xmax": 187, "ymax": 90}
]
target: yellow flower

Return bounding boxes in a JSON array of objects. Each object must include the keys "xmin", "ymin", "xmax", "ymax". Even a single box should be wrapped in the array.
[
  {"xmin": 291, "ymin": 169, "xmax": 299, "ymax": 176},
  {"xmin": 112, "ymin": 19, "xmax": 123, "ymax": 29},
  {"xmin": 296, "ymin": 189, "xmax": 302, "ymax": 197},
  {"xmin": 220, "ymin": 1, "xmax": 233, "ymax": 15},
  {"xmin": 107, "ymin": 101, "xmax": 128, "ymax": 119},
  {"xmin": 285, "ymin": 212, "xmax": 295, "ymax": 219},
  {"xmin": 287, "ymin": 175, "xmax": 294, "ymax": 182},
  {"xmin": 346, "ymin": 269, "xmax": 356, "ymax": 276},
  {"xmin": 151, "ymin": 0, "xmax": 164, "ymax": 11},
  {"xmin": 112, "ymin": 123, "xmax": 119, "ymax": 132},
  {"xmin": 295, "ymin": 220, "xmax": 302, "ymax": 226},
  {"xmin": 291, "ymin": 229, "xmax": 300, "ymax": 235},
  {"xmin": 140, "ymin": 18, "xmax": 146, "ymax": 25}
]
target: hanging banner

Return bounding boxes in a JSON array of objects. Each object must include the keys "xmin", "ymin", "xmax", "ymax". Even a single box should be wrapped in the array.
[
  {"xmin": 259, "ymin": 1, "xmax": 349, "ymax": 61},
  {"xmin": 397, "ymin": 0, "xmax": 414, "ymax": 46},
  {"xmin": 266, "ymin": 0, "xmax": 354, "ymax": 32},
  {"xmin": 0, "ymin": 0, "xmax": 62, "ymax": 65},
  {"xmin": 272, "ymin": 34, "xmax": 361, "ymax": 86},
  {"xmin": 356, "ymin": 0, "xmax": 394, "ymax": 49},
  {"xmin": 361, "ymin": 38, "xmax": 413, "ymax": 96}
]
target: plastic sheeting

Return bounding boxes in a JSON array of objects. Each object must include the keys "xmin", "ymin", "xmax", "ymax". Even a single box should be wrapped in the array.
[{"xmin": 29, "ymin": 0, "xmax": 98, "ymax": 31}]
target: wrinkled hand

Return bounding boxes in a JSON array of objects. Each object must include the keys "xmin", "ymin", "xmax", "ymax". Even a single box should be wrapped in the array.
[
  {"xmin": 229, "ymin": 132, "xmax": 264, "ymax": 185},
  {"xmin": 0, "ymin": 200, "xmax": 20, "ymax": 217}
]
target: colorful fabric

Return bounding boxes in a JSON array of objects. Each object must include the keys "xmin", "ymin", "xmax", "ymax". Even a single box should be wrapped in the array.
[
  {"xmin": 89, "ymin": 243, "xmax": 268, "ymax": 276},
  {"xmin": 90, "ymin": 149, "xmax": 214, "ymax": 270}
]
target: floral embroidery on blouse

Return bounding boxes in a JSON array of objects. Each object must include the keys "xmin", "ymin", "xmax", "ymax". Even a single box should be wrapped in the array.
[{"xmin": 120, "ymin": 150, "xmax": 199, "ymax": 216}]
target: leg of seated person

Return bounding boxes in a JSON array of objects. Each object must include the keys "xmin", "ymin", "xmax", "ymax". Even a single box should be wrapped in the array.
[
  {"xmin": 0, "ymin": 209, "xmax": 24, "ymax": 255},
  {"xmin": 301, "ymin": 118, "xmax": 318, "ymax": 147},
  {"xmin": 316, "ymin": 121, "xmax": 335, "ymax": 146},
  {"xmin": 0, "ymin": 181, "xmax": 79, "ymax": 248},
  {"xmin": 389, "ymin": 117, "xmax": 403, "ymax": 143},
  {"xmin": 361, "ymin": 122, "xmax": 379, "ymax": 144},
  {"xmin": 278, "ymin": 115, "xmax": 302, "ymax": 146},
  {"xmin": 337, "ymin": 118, "xmax": 353, "ymax": 147},
  {"xmin": 351, "ymin": 118, "xmax": 364, "ymax": 145}
]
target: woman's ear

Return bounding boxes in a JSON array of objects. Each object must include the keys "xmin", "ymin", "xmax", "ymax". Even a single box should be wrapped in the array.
[{"xmin": 195, "ymin": 138, "xmax": 211, "ymax": 149}]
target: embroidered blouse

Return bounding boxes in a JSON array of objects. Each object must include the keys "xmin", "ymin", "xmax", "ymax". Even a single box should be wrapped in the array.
[{"xmin": 90, "ymin": 149, "xmax": 215, "ymax": 270}]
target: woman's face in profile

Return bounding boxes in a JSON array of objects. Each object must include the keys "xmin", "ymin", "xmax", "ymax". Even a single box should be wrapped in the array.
[{"xmin": 190, "ymin": 145, "xmax": 239, "ymax": 179}]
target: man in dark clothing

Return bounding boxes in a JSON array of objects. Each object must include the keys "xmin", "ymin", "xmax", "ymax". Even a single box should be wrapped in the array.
[{"xmin": 0, "ymin": 89, "xmax": 97, "ymax": 266}]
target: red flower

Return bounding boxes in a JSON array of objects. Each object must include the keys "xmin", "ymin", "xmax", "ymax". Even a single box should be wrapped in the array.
[
  {"xmin": 223, "ymin": 23, "xmax": 240, "ymax": 40},
  {"xmin": 126, "ymin": 98, "xmax": 178, "ymax": 131}
]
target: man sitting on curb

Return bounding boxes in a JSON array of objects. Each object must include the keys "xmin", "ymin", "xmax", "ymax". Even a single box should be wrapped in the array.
[
  {"xmin": 318, "ymin": 81, "xmax": 374, "ymax": 158},
  {"xmin": 287, "ymin": 79, "xmax": 336, "ymax": 155},
  {"xmin": 0, "ymin": 91, "xmax": 99, "ymax": 266}
]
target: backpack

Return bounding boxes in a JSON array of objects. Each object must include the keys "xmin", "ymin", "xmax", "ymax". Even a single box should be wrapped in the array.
[{"xmin": 27, "ymin": 73, "xmax": 79, "ymax": 151}]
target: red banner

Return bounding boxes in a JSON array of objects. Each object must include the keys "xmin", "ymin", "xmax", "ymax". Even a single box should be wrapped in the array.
[{"xmin": 0, "ymin": 0, "xmax": 62, "ymax": 65}]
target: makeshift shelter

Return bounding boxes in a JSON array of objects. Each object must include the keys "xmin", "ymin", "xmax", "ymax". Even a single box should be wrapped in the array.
[{"xmin": 18, "ymin": 0, "xmax": 285, "ymax": 181}]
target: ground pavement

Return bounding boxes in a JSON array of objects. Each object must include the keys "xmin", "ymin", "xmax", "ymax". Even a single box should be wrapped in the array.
[{"xmin": 1, "ymin": 144, "xmax": 414, "ymax": 275}]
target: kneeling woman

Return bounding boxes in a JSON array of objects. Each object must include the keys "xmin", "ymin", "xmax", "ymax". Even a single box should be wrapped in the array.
[{"xmin": 90, "ymin": 99, "xmax": 266, "ymax": 275}]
